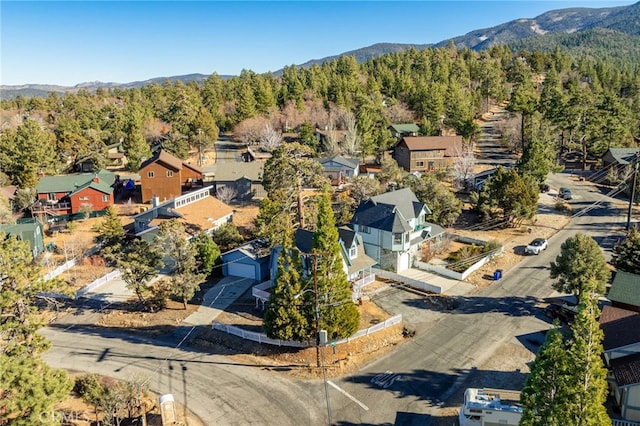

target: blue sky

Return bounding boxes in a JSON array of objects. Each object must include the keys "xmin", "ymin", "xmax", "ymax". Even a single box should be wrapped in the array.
[{"xmin": 1, "ymin": 1, "xmax": 636, "ymax": 86}]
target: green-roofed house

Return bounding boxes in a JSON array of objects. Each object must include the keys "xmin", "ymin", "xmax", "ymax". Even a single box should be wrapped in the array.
[
  {"xmin": 607, "ymin": 270, "xmax": 640, "ymax": 313},
  {"xmin": 0, "ymin": 222, "xmax": 45, "ymax": 259},
  {"xmin": 388, "ymin": 123, "xmax": 420, "ymax": 142},
  {"xmin": 32, "ymin": 169, "xmax": 116, "ymax": 217}
]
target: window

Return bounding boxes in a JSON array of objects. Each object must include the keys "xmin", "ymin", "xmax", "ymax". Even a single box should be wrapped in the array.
[
  {"xmin": 428, "ymin": 161, "xmax": 435, "ymax": 170},
  {"xmin": 166, "ymin": 170, "xmax": 173, "ymax": 177},
  {"xmin": 360, "ymin": 225, "xmax": 370, "ymax": 234},
  {"xmin": 102, "ymin": 195, "xmax": 109, "ymax": 202},
  {"xmin": 393, "ymin": 233, "xmax": 403, "ymax": 245},
  {"xmin": 416, "ymin": 161, "xmax": 424, "ymax": 167},
  {"xmin": 349, "ymin": 246, "xmax": 357, "ymax": 258},
  {"xmin": 148, "ymin": 171, "xmax": 155, "ymax": 178},
  {"xmin": 47, "ymin": 193, "xmax": 56, "ymax": 201},
  {"xmin": 79, "ymin": 196, "xmax": 89, "ymax": 201}
]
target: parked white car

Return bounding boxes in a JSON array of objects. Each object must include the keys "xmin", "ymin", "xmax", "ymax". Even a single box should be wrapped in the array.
[{"xmin": 525, "ymin": 238, "xmax": 548, "ymax": 255}]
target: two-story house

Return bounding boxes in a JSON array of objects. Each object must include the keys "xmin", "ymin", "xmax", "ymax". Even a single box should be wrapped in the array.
[
  {"xmin": 251, "ymin": 226, "xmax": 377, "ymax": 309},
  {"xmin": 599, "ymin": 270, "xmax": 640, "ymax": 422},
  {"xmin": 350, "ymin": 187, "xmax": 432, "ymax": 272},
  {"xmin": 32, "ymin": 169, "xmax": 115, "ymax": 217},
  {"xmin": 139, "ymin": 149, "xmax": 203, "ymax": 203},
  {"xmin": 393, "ymin": 136, "xmax": 462, "ymax": 173},
  {"xmin": 213, "ymin": 160, "xmax": 266, "ymax": 202}
]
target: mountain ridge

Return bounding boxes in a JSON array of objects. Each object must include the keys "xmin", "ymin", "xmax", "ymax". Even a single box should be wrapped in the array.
[{"xmin": 3, "ymin": 1, "xmax": 640, "ymax": 98}]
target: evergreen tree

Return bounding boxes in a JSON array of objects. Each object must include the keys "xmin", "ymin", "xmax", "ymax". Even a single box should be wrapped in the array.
[
  {"xmin": 116, "ymin": 239, "xmax": 163, "ymax": 305},
  {"xmin": 611, "ymin": 225, "xmax": 640, "ymax": 274},
  {"xmin": 550, "ymin": 233, "xmax": 610, "ymax": 299},
  {"xmin": 154, "ymin": 220, "xmax": 205, "ymax": 309},
  {"xmin": 520, "ymin": 326, "xmax": 572, "ymax": 426},
  {"xmin": 263, "ymin": 227, "xmax": 310, "ymax": 341},
  {"xmin": 193, "ymin": 232, "xmax": 221, "ymax": 277},
  {"xmin": 310, "ymin": 192, "xmax": 360, "ymax": 340},
  {"xmin": 0, "ymin": 234, "xmax": 73, "ymax": 423},
  {"xmin": 566, "ymin": 295, "xmax": 611, "ymax": 425},
  {"xmin": 95, "ymin": 205, "xmax": 125, "ymax": 264}
]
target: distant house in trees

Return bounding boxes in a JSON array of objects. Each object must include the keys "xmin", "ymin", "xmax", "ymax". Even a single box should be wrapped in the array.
[
  {"xmin": 388, "ymin": 123, "xmax": 420, "ymax": 142},
  {"xmin": 0, "ymin": 221, "xmax": 45, "ymax": 260},
  {"xmin": 213, "ymin": 161, "xmax": 266, "ymax": 202},
  {"xmin": 602, "ymin": 147, "xmax": 640, "ymax": 171},
  {"xmin": 316, "ymin": 155, "xmax": 360, "ymax": 185},
  {"xmin": 599, "ymin": 305, "xmax": 640, "ymax": 422},
  {"xmin": 350, "ymin": 187, "xmax": 438, "ymax": 272},
  {"xmin": 32, "ymin": 169, "xmax": 115, "ymax": 217},
  {"xmin": 139, "ymin": 149, "xmax": 203, "ymax": 203},
  {"xmin": 0, "ymin": 185, "xmax": 18, "ymax": 210},
  {"xmin": 393, "ymin": 136, "xmax": 463, "ymax": 173},
  {"xmin": 314, "ymin": 128, "xmax": 348, "ymax": 149},
  {"xmin": 131, "ymin": 186, "xmax": 234, "ymax": 243}
]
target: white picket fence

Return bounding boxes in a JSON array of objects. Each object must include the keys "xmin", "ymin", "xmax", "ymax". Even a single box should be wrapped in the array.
[
  {"xmin": 44, "ymin": 259, "xmax": 77, "ymax": 280},
  {"xmin": 75, "ymin": 269, "xmax": 121, "ymax": 298},
  {"xmin": 212, "ymin": 314, "xmax": 402, "ymax": 348},
  {"xmin": 613, "ymin": 420, "xmax": 640, "ymax": 426}
]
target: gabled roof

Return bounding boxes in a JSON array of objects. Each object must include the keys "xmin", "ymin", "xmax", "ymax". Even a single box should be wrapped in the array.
[
  {"xmin": 600, "ymin": 305, "xmax": 640, "ymax": 351},
  {"xmin": 603, "ymin": 148, "xmax": 640, "ymax": 165},
  {"xmin": 36, "ymin": 170, "xmax": 115, "ymax": 195},
  {"xmin": 351, "ymin": 188, "xmax": 431, "ymax": 233},
  {"xmin": 214, "ymin": 161, "xmax": 263, "ymax": 182},
  {"xmin": 0, "ymin": 185, "xmax": 18, "ymax": 200},
  {"xmin": 611, "ymin": 352, "xmax": 640, "ymax": 387},
  {"xmin": 398, "ymin": 136, "xmax": 463, "ymax": 156},
  {"xmin": 317, "ymin": 155, "xmax": 360, "ymax": 170},
  {"xmin": 607, "ymin": 271, "xmax": 640, "ymax": 308},
  {"xmin": 139, "ymin": 150, "xmax": 203, "ymax": 175},
  {"xmin": 388, "ymin": 123, "xmax": 420, "ymax": 133}
]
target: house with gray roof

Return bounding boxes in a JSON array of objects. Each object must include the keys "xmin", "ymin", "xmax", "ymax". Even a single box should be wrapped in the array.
[
  {"xmin": 213, "ymin": 161, "xmax": 266, "ymax": 202},
  {"xmin": 316, "ymin": 155, "xmax": 360, "ymax": 185},
  {"xmin": 602, "ymin": 147, "xmax": 640, "ymax": 169},
  {"xmin": 350, "ymin": 187, "xmax": 435, "ymax": 272},
  {"xmin": 252, "ymin": 226, "xmax": 377, "ymax": 309}
]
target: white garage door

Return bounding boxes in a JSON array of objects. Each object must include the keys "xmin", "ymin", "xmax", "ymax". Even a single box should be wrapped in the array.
[{"xmin": 227, "ymin": 262, "xmax": 255, "ymax": 279}]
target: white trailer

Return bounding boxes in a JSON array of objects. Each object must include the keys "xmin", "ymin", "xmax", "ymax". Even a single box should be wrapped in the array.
[{"xmin": 459, "ymin": 388, "xmax": 523, "ymax": 426}]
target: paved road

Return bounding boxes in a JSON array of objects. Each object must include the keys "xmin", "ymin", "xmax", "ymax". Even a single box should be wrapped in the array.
[
  {"xmin": 326, "ymin": 171, "xmax": 629, "ymax": 425},
  {"xmin": 41, "ymin": 324, "xmax": 325, "ymax": 425}
]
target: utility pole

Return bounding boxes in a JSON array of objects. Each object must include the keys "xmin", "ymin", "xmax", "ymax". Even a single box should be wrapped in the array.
[
  {"xmin": 627, "ymin": 154, "xmax": 639, "ymax": 230},
  {"xmin": 312, "ymin": 250, "xmax": 321, "ymax": 368}
]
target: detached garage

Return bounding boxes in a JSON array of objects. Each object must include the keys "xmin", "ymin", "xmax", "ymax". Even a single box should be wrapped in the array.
[{"xmin": 221, "ymin": 239, "xmax": 272, "ymax": 281}]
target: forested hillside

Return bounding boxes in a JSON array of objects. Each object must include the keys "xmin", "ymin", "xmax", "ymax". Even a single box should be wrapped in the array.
[{"xmin": 0, "ymin": 43, "xmax": 639, "ymax": 212}]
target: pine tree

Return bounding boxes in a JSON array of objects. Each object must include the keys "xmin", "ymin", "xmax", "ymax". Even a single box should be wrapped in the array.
[
  {"xmin": 520, "ymin": 326, "xmax": 572, "ymax": 425},
  {"xmin": 116, "ymin": 239, "xmax": 163, "ymax": 305},
  {"xmin": 263, "ymin": 227, "xmax": 310, "ymax": 341},
  {"xmin": 311, "ymin": 192, "xmax": 360, "ymax": 340},
  {"xmin": 550, "ymin": 233, "xmax": 610, "ymax": 299},
  {"xmin": 0, "ymin": 234, "xmax": 73, "ymax": 423},
  {"xmin": 566, "ymin": 295, "xmax": 611, "ymax": 425},
  {"xmin": 612, "ymin": 225, "xmax": 640, "ymax": 274},
  {"xmin": 193, "ymin": 233, "xmax": 221, "ymax": 277},
  {"xmin": 96, "ymin": 205, "xmax": 125, "ymax": 265}
]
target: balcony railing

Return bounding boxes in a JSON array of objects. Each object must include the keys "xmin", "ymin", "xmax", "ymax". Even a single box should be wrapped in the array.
[{"xmin": 31, "ymin": 201, "xmax": 72, "ymax": 215}]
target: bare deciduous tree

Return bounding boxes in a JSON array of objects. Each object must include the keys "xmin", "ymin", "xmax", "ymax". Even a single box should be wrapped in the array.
[
  {"xmin": 383, "ymin": 101, "xmax": 416, "ymax": 123},
  {"xmin": 260, "ymin": 123, "xmax": 283, "ymax": 151},
  {"xmin": 452, "ymin": 143, "xmax": 477, "ymax": 189},
  {"xmin": 342, "ymin": 110, "xmax": 360, "ymax": 157},
  {"xmin": 216, "ymin": 186, "xmax": 238, "ymax": 204},
  {"xmin": 233, "ymin": 116, "xmax": 270, "ymax": 145}
]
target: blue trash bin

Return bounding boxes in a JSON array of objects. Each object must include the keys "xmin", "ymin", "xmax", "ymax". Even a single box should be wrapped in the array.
[{"xmin": 493, "ymin": 270, "xmax": 502, "ymax": 280}]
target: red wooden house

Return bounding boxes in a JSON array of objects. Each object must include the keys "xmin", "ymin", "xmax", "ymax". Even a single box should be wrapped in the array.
[{"xmin": 33, "ymin": 169, "xmax": 116, "ymax": 216}]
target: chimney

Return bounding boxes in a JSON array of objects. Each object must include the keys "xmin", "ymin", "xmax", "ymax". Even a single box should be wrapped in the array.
[{"xmin": 93, "ymin": 176, "xmax": 100, "ymax": 183}]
